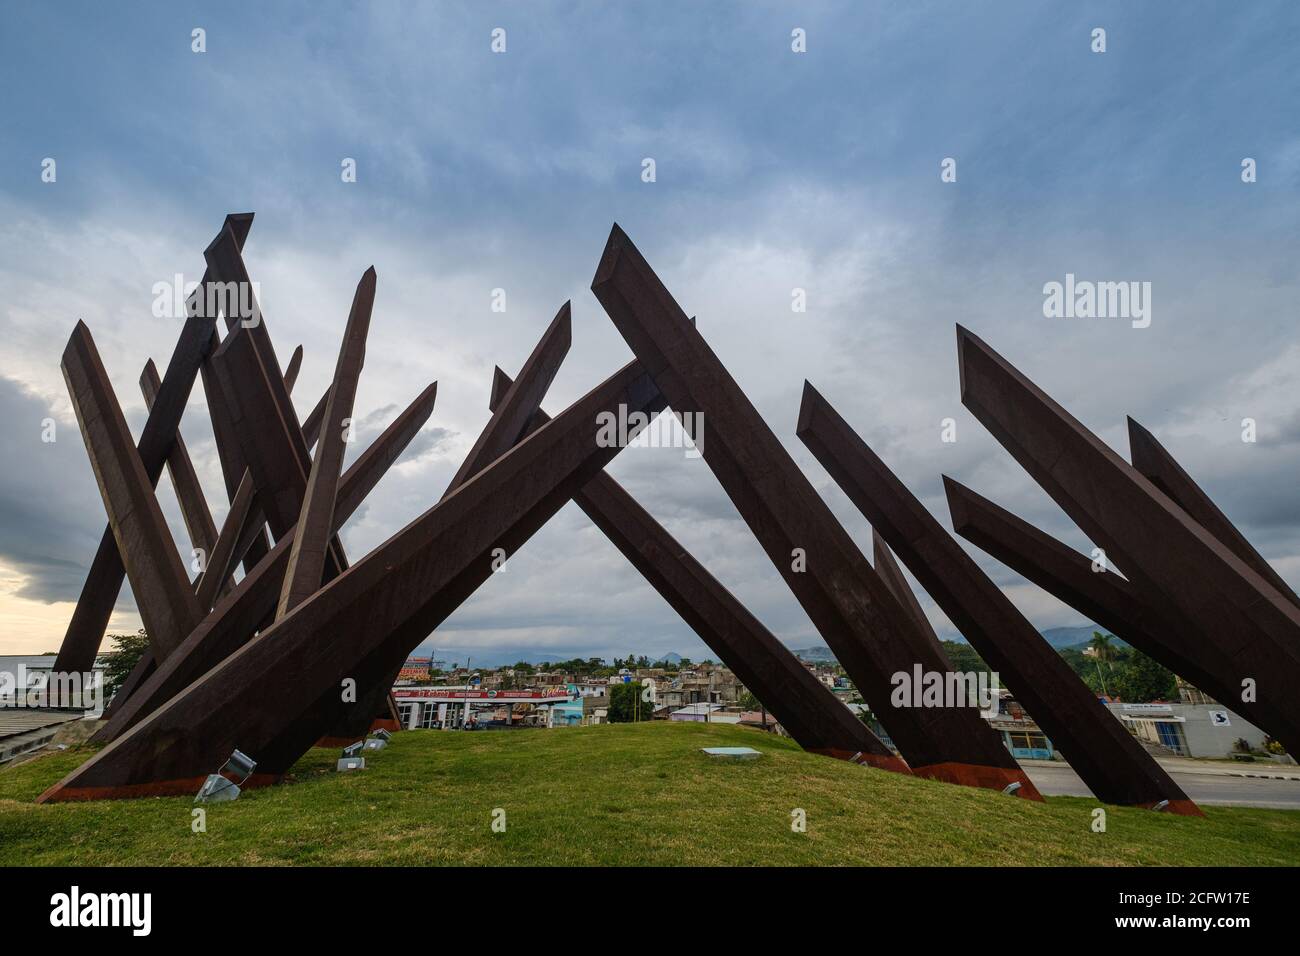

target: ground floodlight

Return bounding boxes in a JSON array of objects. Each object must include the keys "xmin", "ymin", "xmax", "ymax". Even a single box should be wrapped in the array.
[
  {"xmin": 194, "ymin": 749, "xmax": 257, "ymax": 804},
  {"xmin": 341, "ymin": 741, "xmax": 364, "ymax": 758},
  {"xmin": 371, "ymin": 728, "xmax": 392, "ymax": 741},
  {"xmin": 363, "ymin": 737, "xmax": 387, "ymax": 751},
  {"xmin": 1150, "ymin": 799, "xmax": 1170, "ymax": 812},
  {"xmin": 1001, "ymin": 781, "xmax": 1022, "ymax": 796},
  {"xmin": 337, "ymin": 756, "xmax": 365, "ymax": 772}
]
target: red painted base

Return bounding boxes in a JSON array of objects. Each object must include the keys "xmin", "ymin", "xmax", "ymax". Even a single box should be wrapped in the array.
[
  {"xmin": 809, "ymin": 747, "xmax": 913, "ymax": 775},
  {"xmin": 1140, "ymin": 798, "xmax": 1205, "ymax": 817},
  {"xmin": 912, "ymin": 761, "xmax": 1046, "ymax": 801}
]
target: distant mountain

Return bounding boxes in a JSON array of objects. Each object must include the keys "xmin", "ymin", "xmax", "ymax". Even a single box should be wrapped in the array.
[
  {"xmin": 1039, "ymin": 626, "xmax": 1127, "ymax": 650},
  {"xmin": 408, "ymin": 647, "xmax": 688, "ymax": 670},
  {"xmin": 798, "ymin": 628, "xmax": 1124, "ymax": 663}
]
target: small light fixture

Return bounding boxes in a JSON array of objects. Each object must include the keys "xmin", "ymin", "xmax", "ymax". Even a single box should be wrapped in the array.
[
  {"xmin": 338, "ymin": 740, "xmax": 366, "ymax": 771},
  {"xmin": 1150, "ymin": 799, "xmax": 1170, "ymax": 812},
  {"xmin": 194, "ymin": 749, "xmax": 257, "ymax": 803},
  {"xmin": 371, "ymin": 728, "xmax": 392, "ymax": 741},
  {"xmin": 1001, "ymin": 781, "xmax": 1022, "ymax": 796}
]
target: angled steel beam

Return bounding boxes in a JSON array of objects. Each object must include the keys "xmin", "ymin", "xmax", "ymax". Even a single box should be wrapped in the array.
[
  {"xmin": 872, "ymin": 531, "xmax": 946, "ymax": 660},
  {"xmin": 301, "ymin": 386, "xmax": 329, "ymax": 451},
  {"xmin": 92, "ymin": 382, "xmax": 438, "ymax": 743},
  {"xmin": 1127, "ymin": 417, "xmax": 1300, "ymax": 611},
  {"xmin": 278, "ymin": 268, "xmax": 376, "ymax": 618},
  {"xmin": 198, "ymin": 220, "xmax": 306, "ymax": 571},
  {"xmin": 210, "ymin": 325, "xmax": 348, "ymax": 580},
  {"xmin": 195, "ymin": 469, "xmax": 256, "ymax": 612},
  {"xmin": 797, "ymin": 384, "xmax": 1199, "ymax": 813},
  {"xmin": 494, "ymin": 367, "xmax": 905, "ymax": 768},
  {"xmin": 53, "ymin": 214, "xmax": 253, "ymax": 675},
  {"xmin": 100, "ymin": 651, "xmax": 155, "ymax": 722},
  {"xmin": 956, "ymin": 325, "xmax": 1300, "ymax": 755},
  {"xmin": 193, "ymin": 349, "xmax": 319, "ymax": 596},
  {"xmin": 590, "ymin": 225, "xmax": 1035, "ymax": 796},
  {"xmin": 44, "ymin": 363, "xmax": 664, "ymax": 799},
  {"xmin": 283, "ymin": 345, "xmax": 304, "ymax": 394},
  {"xmin": 199, "ymin": 343, "xmax": 271, "ymax": 573},
  {"xmin": 61, "ymin": 323, "xmax": 204, "ymax": 661},
  {"xmin": 203, "ymin": 215, "xmax": 347, "ymax": 568},
  {"xmin": 450, "ymin": 302, "xmax": 573, "ymax": 494},
  {"xmin": 944, "ymin": 477, "xmax": 1300, "ymax": 756},
  {"xmin": 139, "ymin": 359, "xmax": 219, "ymax": 582},
  {"xmin": 210, "ymin": 325, "xmax": 312, "ymax": 539}
]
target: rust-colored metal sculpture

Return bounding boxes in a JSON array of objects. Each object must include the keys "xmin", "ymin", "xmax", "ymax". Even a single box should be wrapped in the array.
[
  {"xmin": 91, "ymin": 380, "xmax": 438, "ymax": 744},
  {"xmin": 277, "ymin": 268, "xmax": 376, "ymax": 618},
  {"xmin": 42, "ymin": 360, "xmax": 666, "ymax": 799},
  {"xmin": 589, "ymin": 225, "xmax": 1037, "ymax": 798},
  {"xmin": 62, "ymin": 323, "xmax": 205, "ymax": 662},
  {"xmin": 492, "ymin": 368, "xmax": 906, "ymax": 770},
  {"xmin": 48, "ymin": 215, "xmax": 1273, "ymax": 813},
  {"xmin": 956, "ymin": 325, "xmax": 1300, "ymax": 758},
  {"xmin": 1126, "ymin": 417, "xmax": 1300, "ymax": 610},
  {"xmin": 944, "ymin": 477, "xmax": 1300, "ymax": 756},
  {"xmin": 53, "ymin": 214, "xmax": 254, "ymax": 676},
  {"xmin": 797, "ymin": 383, "xmax": 1200, "ymax": 813}
]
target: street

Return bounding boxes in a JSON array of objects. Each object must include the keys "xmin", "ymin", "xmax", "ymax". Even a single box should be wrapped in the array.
[{"xmin": 1025, "ymin": 761, "xmax": 1300, "ymax": 809}]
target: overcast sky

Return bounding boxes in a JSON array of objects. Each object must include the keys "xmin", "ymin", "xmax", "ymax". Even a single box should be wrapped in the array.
[{"xmin": 1, "ymin": 2, "xmax": 1298, "ymax": 664}]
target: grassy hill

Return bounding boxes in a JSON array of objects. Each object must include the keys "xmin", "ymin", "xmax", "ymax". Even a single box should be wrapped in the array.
[{"xmin": 1, "ymin": 722, "xmax": 1297, "ymax": 866}]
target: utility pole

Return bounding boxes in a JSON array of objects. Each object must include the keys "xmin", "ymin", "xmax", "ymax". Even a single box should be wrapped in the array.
[{"xmin": 462, "ymin": 656, "xmax": 472, "ymax": 729}]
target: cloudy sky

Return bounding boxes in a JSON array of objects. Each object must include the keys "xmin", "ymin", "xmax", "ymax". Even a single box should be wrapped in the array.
[{"xmin": 1, "ymin": 2, "xmax": 1297, "ymax": 664}]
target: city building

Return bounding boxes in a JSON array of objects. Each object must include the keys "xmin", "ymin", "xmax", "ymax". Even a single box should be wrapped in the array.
[
  {"xmin": 1105, "ymin": 701, "xmax": 1272, "ymax": 759},
  {"xmin": 392, "ymin": 686, "xmax": 570, "ymax": 729},
  {"xmin": 0, "ymin": 654, "xmax": 107, "ymax": 764}
]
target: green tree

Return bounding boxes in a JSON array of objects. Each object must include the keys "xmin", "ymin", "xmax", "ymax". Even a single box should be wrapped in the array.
[
  {"xmin": 1088, "ymin": 632, "xmax": 1114, "ymax": 661},
  {"xmin": 1087, "ymin": 632, "xmax": 1119, "ymax": 696},
  {"xmin": 1113, "ymin": 650, "xmax": 1178, "ymax": 703},
  {"xmin": 941, "ymin": 640, "xmax": 991, "ymax": 675},
  {"xmin": 102, "ymin": 629, "xmax": 150, "ymax": 698},
  {"xmin": 607, "ymin": 681, "xmax": 651, "ymax": 723}
]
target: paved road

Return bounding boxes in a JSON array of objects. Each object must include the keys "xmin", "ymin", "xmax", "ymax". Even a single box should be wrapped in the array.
[{"xmin": 1025, "ymin": 763, "xmax": 1300, "ymax": 809}]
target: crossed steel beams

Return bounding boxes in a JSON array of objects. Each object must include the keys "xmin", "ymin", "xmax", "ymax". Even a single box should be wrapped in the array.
[
  {"xmin": 53, "ymin": 214, "xmax": 254, "ymax": 676},
  {"xmin": 951, "ymin": 326, "xmax": 1300, "ymax": 759},
  {"xmin": 590, "ymin": 225, "xmax": 1039, "ymax": 796},
  {"xmin": 47, "ymin": 218, "xmax": 1276, "ymax": 811},
  {"xmin": 62, "ymin": 324, "xmax": 204, "ymax": 662},
  {"xmin": 43, "ymin": 361, "xmax": 667, "ymax": 799},
  {"xmin": 1126, "ymin": 417, "xmax": 1300, "ymax": 611},
  {"xmin": 58, "ymin": 223, "xmax": 1037, "ymax": 799},
  {"xmin": 90, "ymin": 381, "xmax": 438, "ymax": 745},
  {"xmin": 796, "ymin": 384, "xmax": 1199, "ymax": 813},
  {"xmin": 489, "ymin": 368, "xmax": 903, "ymax": 768},
  {"xmin": 54, "ymin": 216, "xmax": 415, "ymax": 746}
]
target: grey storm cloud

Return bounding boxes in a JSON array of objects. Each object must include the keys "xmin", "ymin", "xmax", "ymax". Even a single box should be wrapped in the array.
[
  {"xmin": 0, "ymin": 375, "xmax": 106, "ymax": 603},
  {"xmin": 2, "ymin": 3, "xmax": 1299, "ymax": 659}
]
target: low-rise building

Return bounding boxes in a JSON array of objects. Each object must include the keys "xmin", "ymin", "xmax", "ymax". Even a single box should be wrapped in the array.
[{"xmin": 1105, "ymin": 701, "xmax": 1272, "ymax": 758}]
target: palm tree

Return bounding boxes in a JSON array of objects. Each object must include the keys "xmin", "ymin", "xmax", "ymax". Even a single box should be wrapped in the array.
[{"xmin": 1089, "ymin": 632, "xmax": 1116, "ymax": 697}]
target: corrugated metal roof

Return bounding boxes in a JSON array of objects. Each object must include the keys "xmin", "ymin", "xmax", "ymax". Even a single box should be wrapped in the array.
[{"xmin": 0, "ymin": 709, "xmax": 83, "ymax": 738}]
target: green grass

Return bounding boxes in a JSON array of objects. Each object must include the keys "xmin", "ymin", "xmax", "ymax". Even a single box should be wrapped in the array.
[{"xmin": 2, "ymin": 721, "xmax": 1297, "ymax": 866}]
